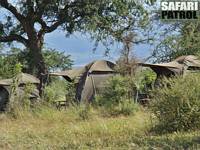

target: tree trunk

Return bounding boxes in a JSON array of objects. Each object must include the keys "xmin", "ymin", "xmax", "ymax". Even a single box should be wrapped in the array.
[{"xmin": 27, "ymin": 42, "xmax": 48, "ymax": 96}]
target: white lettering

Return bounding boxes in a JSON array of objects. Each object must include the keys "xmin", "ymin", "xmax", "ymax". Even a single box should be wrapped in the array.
[
  {"xmin": 161, "ymin": 1, "xmax": 199, "ymax": 11},
  {"xmin": 187, "ymin": 2, "xmax": 194, "ymax": 11},
  {"xmin": 176, "ymin": 2, "xmax": 181, "ymax": 10},
  {"xmin": 180, "ymin": 2, "xmax": 187, "ymax": 11},
  {"xmin": 194, "ymin": 2, "xmax": 198, "ymax": 11},
  {"xmin": 169, "ymin": 2, "xmax": 175, "ymax": 11},
  {"xmin": 161, "ymin": 2, "xmax": 168, "ymax": 11}
]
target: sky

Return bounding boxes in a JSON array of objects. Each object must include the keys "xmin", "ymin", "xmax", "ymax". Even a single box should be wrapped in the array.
[{"xmin": 44, "ymin": 30, "xmax": 153, "ymax": 67}]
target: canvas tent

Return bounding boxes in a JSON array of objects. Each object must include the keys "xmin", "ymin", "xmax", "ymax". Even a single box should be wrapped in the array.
[
  {"xmin": 140, "ymin": 55, "xmax": 200, "ymax": 85},
  {"xmin": 0, "ymin": 73, "xmax": 40, "ymax": 111},
  {"xmin": 50, "ymin": 60, "xmax": 116, "ymax": 102}
]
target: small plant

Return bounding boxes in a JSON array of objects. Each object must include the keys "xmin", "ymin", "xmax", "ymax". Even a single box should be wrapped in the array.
[
  {"xmin": 21, "ymin": 83, "xmax": 35, "ymax": 111},
  {"xmin": 119, "ymin": 99, "xmax": 139, "ymax": 116},
  {"xmin": 150, "ymin": 74, "xmax": 200, "ymax": 133},
  {"xmin": 8, "ymin": 63, "xmax": 23, "ymax": 114},
  {"xmin": 76, "ymin": 104, "xmax": 92, "ymax": 120}
]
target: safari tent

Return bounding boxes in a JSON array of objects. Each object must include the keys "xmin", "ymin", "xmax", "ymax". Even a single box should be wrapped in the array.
[
  {"xmin": 0, "ymin": 73, "xmax": 40, "ymax": 111},
  {"xmin": 50, "ymin": 60, "xmax": 116, "ymax": 102},
  {"xmin": 140, "ymin": 55, "xmax": 200, "ymax": 84}
]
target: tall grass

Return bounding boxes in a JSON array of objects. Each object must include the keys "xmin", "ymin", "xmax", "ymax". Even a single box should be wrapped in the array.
[
  {"xmin": 0, "ymin": 106, "xmax": 199, "ymax": 149},
  {"xmin": 0, "ymin": 106, "xmax": 152, "ymax": 149}
]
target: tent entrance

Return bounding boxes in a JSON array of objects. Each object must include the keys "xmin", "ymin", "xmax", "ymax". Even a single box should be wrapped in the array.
[{"xmin": 0, "ymin": 87, "xmax": 9, "ymax": 111}]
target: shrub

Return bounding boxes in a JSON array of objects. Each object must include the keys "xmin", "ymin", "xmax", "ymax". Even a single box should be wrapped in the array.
[
  {"xmin": 150, "ymin": 74, "xmax": 200, "ymax": 133},
  {"xmin": 43, "ymin": 79, "xmax": 75, "ymax": 104},
  {"xmin": 7, "ymin": 63, "xmax": 36, "ymax": 118},
  {"xmin": 96, "ymin": 75, "xmax": 139, "ymax": 116},
  {"xmin": 102, "ymin": 99, "xmax": 139, "ymax": 116}
]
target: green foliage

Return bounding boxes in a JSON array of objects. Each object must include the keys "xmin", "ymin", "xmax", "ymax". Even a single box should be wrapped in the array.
[
  {"xmin": 96, "ymin": 75, "xmax": 139, "ymax": 116},
  {"xmin": 101, "ymin": 99, "xmax": 139, "ymax": 116},
  {"xmin": 97, "ymin": 76, "xmax": 131, "ymax": 105},
  {"xmin": 0, "ymin": 47, "xmax": 73, "ymax": 78},
  {"xmin": 174, "ymin": 21, "xmax": 200, "ymax": 58},
  {"xmin": 139, "ymin": 69, "xmax": 156, "ymax": 91},
  {"xmin": 43, "ymin": 79, "xmax": 69, "ymax": 104},
  {"xmin": 0, "ymin": 48, "xmax": 23, "ymax": 78},
  {"xmin": 8, "ymin": 63, "xmax": 36, "ymax": 117},
  {"xmin": 42, "ymin": 48, "xmax": 73, "ymax": 71},
  {"xmin": 153, "ymin": 21, "xmax": 200, "ymax": 62},
  {"xmin": 8, "ymin": 63, "xmax": 23, "ymax": 113},
  {"xmin": 150, "ymin": 74, "xmax": 200, "ymax": 133}
]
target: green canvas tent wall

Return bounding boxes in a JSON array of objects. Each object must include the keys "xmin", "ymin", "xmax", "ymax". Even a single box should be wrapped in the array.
[
  {"xmin": 50, "ymin": 60, "xmax": 116, "ymax": 102},
  {"xmin": 0, "ymin": 73, "xmax": 40, "ymax": 111},
  {"xmin": 140, "ymin": 55, "xmax": 200, "ymax": 85}
]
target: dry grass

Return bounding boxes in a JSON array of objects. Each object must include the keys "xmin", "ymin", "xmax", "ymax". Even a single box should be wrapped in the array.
[
  {"xmin": 0, "ymin": 107, "xmax": 199, "ymax": 150},
  {"xmin": 0, "ymin": 107, "xmax": 150, "ymax": 149}
]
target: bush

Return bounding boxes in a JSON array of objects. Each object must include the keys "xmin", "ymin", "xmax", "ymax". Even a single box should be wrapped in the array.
[
  {"xmin": 96, "ymin": 75, "xmax": 139, "ymax": 116},
  {"xmin": 150, "ymin": 74, "xmax": 200, "ymax": 133},
  {"xmin": 43, "ymin": 79, "xmax": 75, "ymax": 104},
  {"xmin": 102, "ymin": 99, "xmax": 139, "ymax": 116}
]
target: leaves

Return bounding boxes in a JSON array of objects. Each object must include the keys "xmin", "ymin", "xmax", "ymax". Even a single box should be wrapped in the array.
[
  {"xmin": 0, "ymin": 46, "xmax": 73, "ymax": 78},
  {"xmin": 42, "ymin": 48, "xmax": 73, "ymax": 71}
]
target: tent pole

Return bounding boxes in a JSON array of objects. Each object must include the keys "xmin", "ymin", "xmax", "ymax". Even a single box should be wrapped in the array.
[{"xmin": 91, "ymin": 75, "xmax": 96, "ymax": 96}]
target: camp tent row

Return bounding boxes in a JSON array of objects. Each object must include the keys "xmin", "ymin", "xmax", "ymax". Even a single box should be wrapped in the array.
[
  {"xmin": 1, "ymin": 56, "xmax": 200, "ymax": 110},
  {"xmin": 50, "ymin": 55, "xmax": 200, "ymax": 103},
  {"xmin": 50, "ymin": 60, "xmax": 116, "ymax": 102}
]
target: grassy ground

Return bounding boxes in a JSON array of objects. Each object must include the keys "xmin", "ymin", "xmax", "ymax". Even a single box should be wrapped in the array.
[{"xmin": 0, "ymin": 107, "xmax": 200, "ymax": 150}]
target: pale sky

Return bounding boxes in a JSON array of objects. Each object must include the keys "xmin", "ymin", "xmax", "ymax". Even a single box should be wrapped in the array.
[{"xmin": 44, "ymin": 30, "xmax": 152, "ymax": 67}]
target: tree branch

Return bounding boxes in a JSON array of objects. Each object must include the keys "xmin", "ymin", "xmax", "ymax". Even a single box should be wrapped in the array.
[
  {"xmin": 36, "ymin": 17, "xmax": 65, "ymax": 35},
  {"xmin": 0, "ymin": 0, "xmax": 25, "ymax": 23},
  {"xmin": 0, "ymin": 34, "xmax": 28, "ymax": 46},
  {"xmin": 124, "ymin": 38, "xmax": 154, "ymax": 44},
  {"xmin": 46, "ymin": 20, "xmax": 65, "ymax": 33}
]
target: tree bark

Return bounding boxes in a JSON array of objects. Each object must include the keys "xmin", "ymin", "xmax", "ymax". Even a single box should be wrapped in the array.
[{"xmin": 27, "ymin": 41, "xmax": 48, "ymax": 96}]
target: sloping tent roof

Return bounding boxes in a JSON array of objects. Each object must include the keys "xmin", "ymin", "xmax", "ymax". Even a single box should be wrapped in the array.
[
  {"xmin": 141, "ymin": 61, "xmax": 183, "ymax": 76},
  {"xmin": 140, "ymin": 55, "xmax": 200, "ymax": 76},
  {"xmin": 50, "ymin": 60, "xmax": 116, "ymax": 102},
  {"xmin": 50, "ymin": 68, "xmax": 86, "ymax": 82},
  {"xmin": 0, "ymin": 73, "xmax": 40, "ymax": 111},
  {"xmin": 50, "ymin": 60, "xmax": 115, "ymax": 81},
  {"xmin": 0, "ymin": 73, "xmax": 40, "ymax": 86},
  {"xmin": 175, "ymin": 55, "xmax": 200, "ymax": 69},
  {"xmin": 88, "ymin": 60, "xmax": 115, "ymax": 73}
]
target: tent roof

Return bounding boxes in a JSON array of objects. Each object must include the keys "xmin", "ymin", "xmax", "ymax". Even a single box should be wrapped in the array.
[
  {"xmin": 0, "ymin": 73, "xmax": 40, "ymax": 86},
  {"xmin": 141, "ymin": 61, "xmax": 182, "ymax": 69},
  {"xmin": 175, "ymin": 55, "xmax": 200, "ymax": 67},
  {"xmin": 140, "ymin": 55, "xmax": 200, "ymax": 75},
  {"xmin": 88, "ymin": 60, "xmax": 115, "ymax": 73},
  {"xmin": 50, "ymin": 60, "xmax": 115, "ymax": 81},
  {"xmin": 50, "ymin": 67, "xmax": 86, "ymax": 81}
]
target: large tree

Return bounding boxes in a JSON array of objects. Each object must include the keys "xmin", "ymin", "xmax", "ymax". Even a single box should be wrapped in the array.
[{"xmin": 0, "ymin": 0, "xmax": 149, "ymax": 92}]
